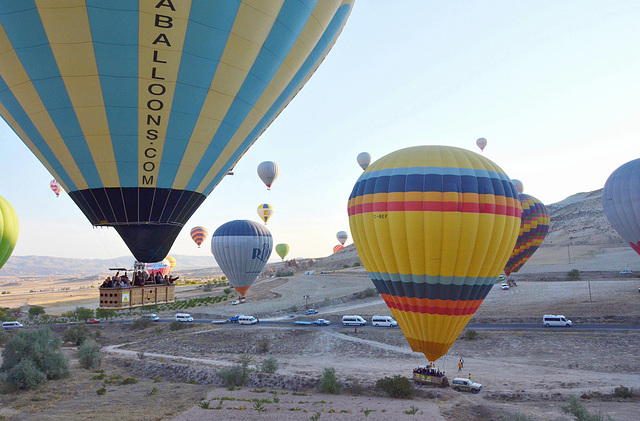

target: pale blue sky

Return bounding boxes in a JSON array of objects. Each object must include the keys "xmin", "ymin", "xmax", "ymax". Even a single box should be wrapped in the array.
[{"xmin": 1, "ymin": 1, "xmax": 639, "ymax": 265}]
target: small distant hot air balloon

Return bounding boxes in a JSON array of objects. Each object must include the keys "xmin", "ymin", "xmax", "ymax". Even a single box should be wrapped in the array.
[
  {"xmin": 190, "ymin": 227, "xmax": 208, "ymax": 248},
  {"xmin": 0, "ymin": 195, "xmax": 19, "ymax": 270},
  {"xmin": 512, "ymin": 179, "xmax": 524, "ymax": 194},
  {"xmin": 147, "ymin": 259, "xmax": 171, "ymax": 276},
  {"xmin": 49, "ymin": 180, "xmax": 62, "ymax": 198},
  {"xmin": 603, "ymin": 159, "xmax": 640, "ymax": 255},
  {"xmin": 357, "ymin": 152, "xmax": 372, "ymax": 170},
  {"xmin": 333, "ymin": 244, "xmax": 345, "ymax": 253},
  {"xmin": 257, "ymin": 161, "xmax": 280, "ymax": 190},
  {"xmin": 257, "ymin": 204, "xmax": 274, "ymax": 224},
  {"xmin": 476, "ymin": 137, "xmax": 487, "ymax": 152},
  {"xmin": 166, "ymin": 256, "xmax": 177, "ymax": 274},
  {"xmin": 211, "ymin": 220, "xmax": 273, "ymax": 298},
  {"xmin": 504, "ymin": 194, "xmax": 550, "ymax": 276},
  {"xmin": 348, "ymin": 145, "xmax": 521, "ymax": 361},
  {"xmin": 336, "ymin": 231, "xmax": 348, "ymax": 245},
  {"xmin": 275, "ymin": 243, "xmax": 290, "ymax": 260}
]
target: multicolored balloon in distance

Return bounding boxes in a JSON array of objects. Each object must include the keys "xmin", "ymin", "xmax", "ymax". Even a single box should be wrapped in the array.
[
  {"xmin": 336, "ymin": 231, "xmax": 348, "ymax": 245},
  {"xmin": 476, "ymin": 137, "xmax": 487, "ymax": 151},
  {"xmin": 348, "ymin": 145, "xmax": 521, "ymax": 361},
  {"xmin": 50, "ymin": 179, "xmax": 62, "ymax": 198},
  {"xmin": 257, "ymin": 203, "xmax": 274, "ymax": 225},
  {"xmin": 333, "ymin": 244, "xmax": 345, "ymax": 253},
  {"xmin": 165, "ymin": 256, "xmax": 177, "ymax": 273},
  {"xmin": 211, "ymin": 220, "xmax": 273, "ymax": 297},
  {"xmin": 0, "ymin": 195, "xmax": 19, "ymax": 270},
  {"xmin": 190, "ymin": 226, "xmax": 208, "ymax": 248},
  {"xmin": 275, "ymin": 243, "xmax": 290, "ymax": 260},
  {"xmin": 503, "ymin": 194, "xmax": 550, "ymax": 276},
  {"xmin": 357, "ymin": 152, "xmax": 372, "ymax": 170},
  {"xmin": 257, "ymin": 161, "xmax": 280, "ymax": 190},
  {"xmin": 0, "ymin": 2, "xmax": 354, "ymax": 262},
  {"xmin": 512, "ymin": 179, "xmax": 524, "ymax": 194},
  {"xmin": 147, "ymin": 259, "xmax": 171, "ymax": 276},
  {"xmin": 603, "ymin": 158, "xmax": 640, "ymax": 255}
]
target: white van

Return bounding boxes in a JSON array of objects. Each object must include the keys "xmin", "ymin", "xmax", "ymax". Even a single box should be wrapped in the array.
[
  {"xmin": 238, "ymin": 315, "xmax": 259, "ymax": 325},
  {"xmin": 142, "ymin": 313, "xmax": 159, "ymax": 322},
  {"xmin": 2, "ymin": 321, "xmax": 23, "ymax": 330},
  {"xmin": 371, "ymin": 315, "xmax": 398, "ymax": 327},
  {"xmin": 175, "ymin": 313, "xmax": 193, "ymax": 322},
  {"xmin": 542, "ymin": 314, "xmax": 572, "ymax": 327},
  {"xmin": 342, "ymin": 315, "xmax": 367, "ymax": 326}
]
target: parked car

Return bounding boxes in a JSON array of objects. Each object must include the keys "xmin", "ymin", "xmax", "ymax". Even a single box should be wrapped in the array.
[
  {"xmin": 619, "ymin": 269, "xmax": 632, "ymax": 274},
  {"xmin": 85, "ymin": 318, "xmax": 100, "ymax": 324},
  {"xmin": 229, "ymin": 315, "xmax": 240, "ymax": 323},
  {"xmin": 315, "ymin": 319, "xmax": 330, "ymax": 325},
  {"xmin": 451, "ymin": 378, "xmax": 482, "ymax": 393},
  {"xmin": 305, "ymin": 308, "xmax": 318, "ymax": 315},
  {"xmin": 500, "ymin": 283, "xmax": 509, "ymax": 290},
  {"xmin": 142, "ymin": 314, "xmax": 159, "ymax": 322},
  {"xmin": 232, "ymin": 300, "xmax": 241, "ymax": 305}
]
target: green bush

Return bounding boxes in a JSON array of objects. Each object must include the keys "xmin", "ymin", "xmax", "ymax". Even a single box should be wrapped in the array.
[
  {"xmin": 218, "ymin": 355, "xmax": 253, "ymax": 388},
  {"xmin": 203, "ymin": 282, "xmax": 214, "ymax": 292},
  {"xmin": 4, "ymin": 359, "xmax": 47, "ymax": 390},
  {"xmin": 375, "ymin": 375, "xmax": 414, "ymax": 399},
  {"xmin": 353, "ymin": 262, "xmax": 361, "ymax": 267},
  {"xmin": 131, "ymin": 317, "xmax": 152, "ymax": 330},
  {"xmin": 260, "ymin": 358, "xmax": 280, "ymax": 374},
  {"xmin": 78, "ymin": 339, "xmax": 102, "ymax": 370},
  {"xmin": 567, "ymin": 269, "xmax": 581, "ymax": 280},
  {"xmin": 96, "ymin": 386, "xmax": 106, "ymax": 395},
  {"xmin": 75, "ymin": 307, "xmax": 94, "ymax": 321},
  {"xmin": 464, "ymin": 329, "xmax": 478, "ymax": 340},
  {"xmin": 561, "ymin": 395, "xmax": 612, "ymax": 421},
  {"xmin": 28, "ymin": 306, "xmax": 46, "ymax": 317},
  {"xmin": 0, "ymin": 328, "xmax": 69, "ymax": 390},
  {"xmin": 95, "ymin": 308, "xmax": 117, "ymax": 320},
  {"xmin": 63, "ymin": 324, "xmax": 94, "ymax": 345},
  {"xmin": 613, "ymin": 385, "xmax": 634, "ymax": 398},
  {"xmin": 318, "ymin": 367, "xmax": 342, "ymax": 395},
  {"xmin": 258, "ymin": 341, "xmax": 270, "ymax": 354}
]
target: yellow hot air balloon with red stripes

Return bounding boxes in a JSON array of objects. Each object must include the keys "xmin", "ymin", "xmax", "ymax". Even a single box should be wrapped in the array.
[{"xmin": 348, "ymin": 145, "xmax": 521, "ymax": 361}]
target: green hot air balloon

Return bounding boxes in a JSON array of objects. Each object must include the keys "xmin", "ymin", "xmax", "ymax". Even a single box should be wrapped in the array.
[
  {"xmin": 0, "ymin": 195, "xmax": 19, "ymax": 270},
  {"xmin": 275, "ymin": 243, "xmax": 290, "ymax": 260},
  {"xmin": 0, "ymin": 1, "xmax": 355, "ymax": 262}
]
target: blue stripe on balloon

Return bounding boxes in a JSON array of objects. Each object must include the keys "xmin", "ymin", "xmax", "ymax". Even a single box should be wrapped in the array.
[
  {"xmin": 0, "ymin": 74, "xmax": 77, "ymax": 191},
  {"xmin": 213, "ymin": 219, "xmax": 272, "ymax": 237},
  {"xmin": 157, "ymin": 0, "xmax": 241, "ymax": 189},
  {"xmin": 86, "ymin": 1, "xmax": 139, "ymax": 187},
  {"xmin": 202, "ymin": 2, "xmax": 351, "ymax": 195},
  {"xmin": 187, "ymin": 0, "xmax": 318, "ymax": 192},
  {"xmin": 0, "ymin": 1, "xmax": 102, "ymax": 189}
]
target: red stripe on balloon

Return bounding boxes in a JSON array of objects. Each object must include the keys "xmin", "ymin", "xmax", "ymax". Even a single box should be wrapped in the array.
[
  {"xmin": 381, "ymin": 296, "xmax": 482, "ymax": 316},
  {"xmin": 348, "ymin": 201, "xmax": 519, "ymax": 217}
]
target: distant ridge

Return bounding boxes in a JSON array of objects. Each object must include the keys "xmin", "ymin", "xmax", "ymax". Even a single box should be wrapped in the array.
[{"xmin": 0, "ymin": 189, "xmax": 626, "ymax": 278}]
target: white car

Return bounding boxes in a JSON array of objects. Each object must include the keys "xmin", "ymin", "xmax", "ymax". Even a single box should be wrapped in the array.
[
  {"xmin": 500, "ymin": 283, "xmax": 509, "ymax": 290},
  {"xmin": 232, "ymin": 300, "xmax": 241, "ymax": 305},
  {"xmin": 315, "ymin": 319, "xmax": 331, "ymax": 325},
  {"xmin": 619, "ymin": 269, "xmax": 632, "ymax": 274}
]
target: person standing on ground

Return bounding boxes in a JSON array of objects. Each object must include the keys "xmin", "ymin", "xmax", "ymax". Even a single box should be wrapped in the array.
[
  {"xmin": 458, "ymin": 362, "xmax": 462, "ymax": 371},
  {"xmin": 460, "ymin": 357, "xmax": 464, "ymax": 368},
  {"xmin": 468, "ymin": 373, "xmax": 472, "ymax": 380}
]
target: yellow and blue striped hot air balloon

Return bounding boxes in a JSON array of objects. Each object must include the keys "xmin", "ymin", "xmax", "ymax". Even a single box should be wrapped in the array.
[
  {"xmin": 257, "ymin": 203, "xmax": 274, "ymax": 224},
  {"xmin": 190, "ymin": 226, "xmax": 208, "ymax": 248},
  {"xmin": 0, "ymin": 1, "xmax": 355, "ymax": 262},
  {"xmin": 348, "ymin": 145, "xmax": 522, "ymax": 361},
  {"xmin": 0, "ymin": 195, "xmax": 19, "ymax": 271},
  {"xmin": 503, "ymin": 194, "xmax": 549, "ymax": 276}
]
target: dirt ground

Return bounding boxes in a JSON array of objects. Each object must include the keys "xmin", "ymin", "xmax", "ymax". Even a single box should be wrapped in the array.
[{"xmin": 1, "ymin": 244, "xmax": 640, "ymax": 420}]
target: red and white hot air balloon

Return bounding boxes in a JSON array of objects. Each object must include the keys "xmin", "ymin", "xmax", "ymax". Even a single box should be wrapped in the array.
[
  {"xmin": 476, "ymin": 137, "xmax": 487, "ymax": 152},
  {"xmin": 50, "ymin": 179, "xmax": 62, "ymax": 198}
]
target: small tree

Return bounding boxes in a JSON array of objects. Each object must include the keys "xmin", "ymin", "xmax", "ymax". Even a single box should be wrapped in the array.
[
  {"xmin": 95, "ymin": 308, "xmax": 117, "ymax": 320},
  {"xmin": 63, "ymin": 324, "xmax": 94, "ymax": 346},
  {"xmin": 78, "ymin": 339, "xmax": 102, "ymax": 369},
  {"xmin": 375, "ymin": 375, "xmax": 415, "ymax": 399},
  {"xmin": 28, "ymin": 306, "xmax": 46, "ymax": 318},
  {"xmin": 75, "ymin": 307, "xmax": 94, "ymax": 321},
  {"xmin": 464, "ymin": 329, "xmax": 478, "ymax": 340},
  {"xmin": 260, "ymin": 358, "xmax": 280, "ymax": 374},
  {"xmin": 567, "ymin": 269, "xmax": 581, "ymax": 280},
  {"xmin": 318, "ymin": 367, "xmax": 342, "ymax": 395}
]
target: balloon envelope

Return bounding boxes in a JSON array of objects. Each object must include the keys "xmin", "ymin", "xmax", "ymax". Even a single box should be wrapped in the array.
[
  {"xmin": 336, "ymin": 231, "xmax": 348, "ymax": 245},
  {"xmin": 190, "ymin": 226, "xmax": 208, "ymax": 248},
  {"xmin": 257, "ymin": 203, "xmax": 274, "ymax": 224},
  {"xmin": 512, "ymin": 179, "xmax": 524, "ymax": 194},
  {"xmin": 165, "ymin": 256, "xmax": 177, "ymax": 273},
  {"xmin": 333, "ymin": 244, "xmax": 345, "ymax": 253},
  {"xmin": 211, "ymin": 220, "xmax": 273, "ymax": 297},
  {"xmin": 476, "ymin": 137, "xmax": 487, "ymax": 151},
  {"xmin": 257, "ymin": 161, "xmax": 280, "ymax": 190},
  {"xmin": 357, "ymin": 152, "xmax": 372, "ymax": 170},
  {"xmin": 348, "ymin": 145, "xmax": 521, "ymax": 361},
  {"xmin": 50, "ymin": 179, "xmax": 62, "ymax": 197},
  {"xmin": 275, "ymin": 243, "xmax": 290, "ymax": 260},
  {"xmin": 147, "ymin": 258, "xmax": 170, "ymax": 276},
  {"xmin": 0, "ymin": 195, "xmax": 19, "ymax": 270},
  {"xmin": 0, "ymin": 2, "xmax": 354, "ymax": 262},
  {"xmin": 503, "ymin": 194, "xmax": 549, "ymax": 276},
  {"xmin": 603, "ymin": 158, "xmax": 640, "ymax": 255}
]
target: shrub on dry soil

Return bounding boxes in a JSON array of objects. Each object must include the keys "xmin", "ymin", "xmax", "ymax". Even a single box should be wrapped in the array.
[
  {"xmin": 464, "ymin": 329, "xmax": 478, "ymax": 340},
  {"xmin": 613, "ymin": 385, "xmax": 635, "ymax": 398},
  {"xmin": 318, "ymin": 367, "xmax": 342, "ymax": 395},
  {"xmin": 63, "ymin": 324, "xmax": 94, "ymax": 345},
  {"xmin": 132, "ymin": 317, "xmax": 152, "ymax": 330},
  {"xmin": 260, "ymin": 357, "xmax": 280, "ymax": 374},
  {"xmin": 375, "ymin": 375, "xmax": 415, "ymax": 399},
  {"xmin": 258, "ymin": 340, "xmax": 270, "ymax": 353},
  {"xmin": 0, "ymin": 328, "xmax": 69, "ymax": 391},
  {"xmin": 78, "ymin": 339, "xmax": 102, "ymax": 370},
  {"xmin": 561, "ymin": 396, "xmax": 613, "ymax": 421}
]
